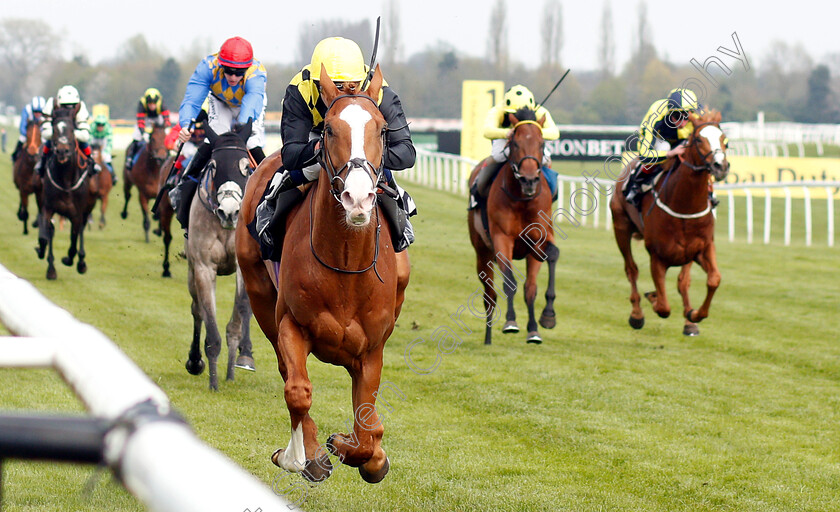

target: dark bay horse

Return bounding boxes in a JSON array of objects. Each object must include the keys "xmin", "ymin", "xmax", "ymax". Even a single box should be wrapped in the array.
[
  {"xmin": 12, "ymin": 119, "xmax": 42, "ymax": 235},
  {"xmin": 236, "ymin": 64, "xmax": 410, "ymax": 484},
  {"xmin": 467, "ymin": 108, "xmax": 559, "ymax": 344},
  {"xmin": 90, "ymin": 144, "xmax": 113, "ymax": 229},
  {"xmin": 609, "ymin": 109, "xmax": 730, "ymax": 336},
  {"xmin": 184, "ymin": 123, "xmax": 255, "ymax": 390},
  {"xmin": 121, "ymin": 122, "xmax": 167, "ymax": 242},
  {"xmin": 154, "ymin": 155, "xmax": 176, "ymax": 277},
  {"xmin": 36, "ymin": 105, "xmax": 97, "ymax": 280}
]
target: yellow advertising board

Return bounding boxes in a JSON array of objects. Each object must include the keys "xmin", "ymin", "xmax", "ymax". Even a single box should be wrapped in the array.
[
  {"xmin": 91, "ymin": 103, "xmax": 110, "ymax": 120},
  {"xmin": 724, "ymin": 156, "xmax": 840, "ymax": 198},
  {"xmin": 460, "ymin": 80, "xmax": 504, "ymax": 161}
]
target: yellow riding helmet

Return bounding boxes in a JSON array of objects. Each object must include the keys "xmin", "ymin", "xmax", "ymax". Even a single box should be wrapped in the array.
[
  {"xmin": 310, "ymin": 37, "xmax": 366, "ymax": 82},
  {"xmin": 666, "ymin": 88, "xmax": 698, "ymax": 113},
  {"xmin": 144, "ymin": 87, "xmax": 161, "ymax": 104},
  {"xmin": 503, "ymin": 85, "xmax": 536, "ymax": 113}
]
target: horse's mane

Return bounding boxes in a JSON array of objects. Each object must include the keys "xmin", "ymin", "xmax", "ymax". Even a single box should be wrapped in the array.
[
  {"xmin": 690, "ymin": 108, "xmax": 722, "ymax": 125},
  {"xmin": 512, "ymin": 107, "xmax": 537, "ymax": 123}
]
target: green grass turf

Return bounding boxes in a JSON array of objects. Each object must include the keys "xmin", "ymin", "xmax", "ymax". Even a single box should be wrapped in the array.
[{"xmin": 0, "ymin": 151, "xmax": 838, "ymax": 511}]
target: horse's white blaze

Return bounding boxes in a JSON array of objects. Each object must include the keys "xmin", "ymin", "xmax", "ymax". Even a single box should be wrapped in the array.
[
  {"xmin": 338, "ymin": 104, "xmax": 377, "ymax": 226},
  {"xmin": 699, "ymin": 125, "xmax": 726, "ymax": 164},
  {"xmin": 279, "ymin": 422, "xmax": 306, "ymax": 472},
  {"xmin": 216, "ymin": 181, "xmax": 243, "ymax": 228}
]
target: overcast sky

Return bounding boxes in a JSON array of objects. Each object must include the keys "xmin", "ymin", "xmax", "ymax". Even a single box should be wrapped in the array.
[{"xmin": 3, "ymin": 0, "xmax": 835, "ymax": 72}]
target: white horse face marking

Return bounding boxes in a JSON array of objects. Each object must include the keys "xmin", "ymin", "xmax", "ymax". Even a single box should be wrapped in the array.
[
  {"xmin": 699, "ymin": 125, "xmax": 726, "ymax": 165},
  {"xmin": 215, "ymin": 181, "xmax": 243, "ymax": 229},
  {"xmin": 337, "ymin": 104, "xmax": 377, "ymax": 227}
]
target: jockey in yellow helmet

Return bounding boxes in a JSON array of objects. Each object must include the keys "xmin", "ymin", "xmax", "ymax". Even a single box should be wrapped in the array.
[
  {"xmin": 252, "ymin": 36, "xmax": 417, "ymax": 261},
  {"xmin": 624, "ymin": 88, "xmax": 701, "ymax": 208},
  {"xmin": 125, "ymin": 87, "xmax": 172, "ymax": 172},
  {"xmin": 470, "ymin": 84, "xmax": 560, "ymax": 207}
]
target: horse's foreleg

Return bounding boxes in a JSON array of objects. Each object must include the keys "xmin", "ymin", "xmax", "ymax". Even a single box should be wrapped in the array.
[
  {"xmin": 193, "ymin": 267, "xmax": 221, "ymax": 390},
  {"xmin": 185, "ymin": 267, "xmax": 206, "ymax": 377},
  {"xmin": 140, "ymin": 196, "xmax": 151, "ymax": 243},
  {"xmin": 539, "ymin": 242, "xmax": 559, "ymax": 331},
  {"xmin": 61, "ymin": 218, "xmax": 80, "ymax": 267},
  {"xmin": 161, "ymin": 226, "xmax": 172, "ymax": 278},
  {"xmin": 45, "ymin": 216, "xmax": 56, "ymax": 280},
  {"xmin": 272, "ymin": 317, "xmax": 325, "ymax": 481},
  {"xmin": 492, "ymin": 245, "xmax": 520, "ymax": 335},
  {"xmin": 678, "ymin": 264, "xmax": 698, "ymax": 335},
  {"xmin": 613, "ymin": 216, "xmax": 644, "ymax": 328},
  {"xmin": 76, "ymin": 221, "xmax": 87, "ymax": 274},
  {"xmin": 329, "ymin": 349, "xmax": 389, "ymax": 484},
  {"xmin": 120, "ymin": 180, "xmax": 131, "ymax": 219},
  {"xmin": 688, "ymin": 244, "xmax": 721, "ymax": 324},
  {"xmin": 18, "ymin": 192, "xmax": 29, "ymax": 234},
  {"xmin": 523, "ymin": 255, "xmax": 543, "ymax": 344},
  {"xmin": 648, "ymin": 256, "xmax": 671, "ymax": 318}
]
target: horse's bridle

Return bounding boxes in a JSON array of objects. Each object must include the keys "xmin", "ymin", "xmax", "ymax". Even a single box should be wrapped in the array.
[
  {"xmin": 318, "ymin": 93, "xmax": 388, "ymax": 202},
  {"xmin": 682, "ymin": 121, "xmax": 724, "ymax": 172},
  {"xmin": 310, "ymin": 92, "xmax": 389, "ymax": 282},
  {"xmin": 504, "ymin": 119, "xmax": 544, "ymax": 200}
]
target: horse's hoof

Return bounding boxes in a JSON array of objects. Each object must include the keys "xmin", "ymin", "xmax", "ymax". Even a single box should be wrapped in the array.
[
  {"xmin": 120, "ymin": 211, "xmax": 127, "ymax": 219},
  {"xmin": 656, "ymin": 310, "xmax": 671, "ymax": 319},
  {"xmin": 302, "ymin": 454, "xmax": 333, "ymax": 483},
  {"xmin": 162, "ymin": 269, "xmax": 171, "ymax": 278},
  {"xmin": 628, "ymin": 316, "xmax": 645, "ymax": 329},
  {"xmin": 539, "ymin": 311, "xmax": 556, "ymax": 329},
  {"xmin": 46, "ymin": 268, "xmax": 57, "ymax": 280},
  {"xmin": 61, "ymin": 256, "xmax": 73, "ymax": 267},
  {"xmin": 185, "ymin": 358, "xmax": 205, "ymax": 375},
  {"xmin": 35, "ymin": 246, "xmax": 45, "ymax": 259},
  {"xmin": 526, "ymin": 332, "xmax": 542, "ymax": 344},
  {"xmin": 153, "ymin": 228, "xmax": 162, "ymax": 236},
  {"xmin": 235, "ymin": 355, "xmax": 256, "ymax": 372},
  {"xmin": 683, "ymin": 323, "xmax": 700, "ymax": 336},
  {"xmin": 359, "ymin": 457, "xmax": 390, "ymax": 484},
  {"xmin": 502, "ymin": 321, "xmax": 519, "ymax": 334},
  {"xmin": 77, "ymin": 261, "xmax": 87, "ymax": 274},
  {"xmin": 270, "ymin": 448, "xmax": 284, "ymax": 468}
]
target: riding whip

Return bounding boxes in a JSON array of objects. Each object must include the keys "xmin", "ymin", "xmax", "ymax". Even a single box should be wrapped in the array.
[
  {"xmin": 152, "ymin": 118, "xmax": 195, "ymax": 216},
  {"xmin": 537, "ymin": 68, "xmax": 571, "ymax": 107},
  {"xmin": 361, "ymin": 16, "xmax": 381, "ymax": 91}
]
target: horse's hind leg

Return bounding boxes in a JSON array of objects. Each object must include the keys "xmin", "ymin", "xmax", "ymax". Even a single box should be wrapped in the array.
[
  {"xmin": 62, "ymin": 218, "xmax": 80, "ymax": 268},
  {"xmin": 18, "ymin": 193, "xmax": 28, "ymax": 234},
  {"xmin": 161, "ymin": 226, "xmax": 172, "ymax": 277},
  {"xmin": 234, "ymin": 271, "xmax": 255, "ymax": 371},
  {"xmin": 687, "ymin": 243, "xmax": 721, "ymax": 325},
  {"xmin": 120, "ymin": 180, "xmax": 131, "ymax": 219},
  {"xmin": 76, "ymin": 222, "xmax": 87, "ymax": 274},
  {"xmin": 678, "ymin": 264, "xmax": 699, "ymax": 336},
  {"xmin": 191, "ymin": 267, "xmax": 222, "ymax": 390},
  {"xmin": 539, "ymin": 242, "xmax": 559, "ymax": 330},
  {"xmin": 41, "ymin": 215, "xmax": 57, "ymax": 280},
  {"xmin": 224, "ymin": 270, "xmax": 253, "ymax": 380},
  {"xmin": 272, "ymin": 317, "xmax": 330, "ymax": 483},
  {"xmin": 140, "ymin": 196, "xmax": 151, "ymax": 243},
  {"xmin": 328, "ymin": 348, "xmax": 389, "ymax": 483}
]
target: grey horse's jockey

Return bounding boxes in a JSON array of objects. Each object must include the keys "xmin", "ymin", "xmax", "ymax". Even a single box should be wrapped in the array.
[{"xmin": 254, "ymin": 36, "xmax": 416, "ymax": 261}]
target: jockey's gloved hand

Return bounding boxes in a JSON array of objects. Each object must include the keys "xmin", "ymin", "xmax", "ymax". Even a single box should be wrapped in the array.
[{"xmin": 143, "ymin": 132, "xmax": 150, "ymax": 143}]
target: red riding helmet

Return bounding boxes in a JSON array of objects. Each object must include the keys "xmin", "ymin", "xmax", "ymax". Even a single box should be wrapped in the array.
[{"xmin": 218, "ymin": 37, "xmax": 253, "ymax": 68}]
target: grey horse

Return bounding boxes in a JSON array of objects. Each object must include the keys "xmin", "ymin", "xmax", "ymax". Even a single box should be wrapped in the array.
[{"xmin": 183, "ymin": 122, "xmax": 255, "ymax": 390}]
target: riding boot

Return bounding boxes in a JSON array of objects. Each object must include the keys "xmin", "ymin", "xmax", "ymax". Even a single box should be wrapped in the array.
[
  {"xmin": 625, "ymin": 165, "xmax": 657, "ymax": 209},
  {"xmin": 256, "ymin": 187, "xmax": 304, "ymax": 261},
  {"xmin": 125, "ymin": 141, "xmax": 137, "ymax": 172},
  {"xmin": 35, "ymin": 151, "xmax": 49, "ymax": 177},
  {"xmin": 183, "ymin": 142, "xmax": 212, "ymax": 180},
  {"xmin": 175, "ymin": 178, "xmax": 199, "ymax": 230},
  {"xmin": 709, "ymin": 191, "xmax": 720, "ymax": 208},
  {"xmin": 470, "ymin": 159, "xmax": 505, "ymax": 209},
  {"xmin": 11, "ymin": 140, "xmax": 22, "ymax": 163},
  {"xmin": 379, "ymin": 192, "xmax": 414, "ymax": 252},
  {"xmin": 108, "ymin": 163, "xmax": 117, "ymax": 185}
]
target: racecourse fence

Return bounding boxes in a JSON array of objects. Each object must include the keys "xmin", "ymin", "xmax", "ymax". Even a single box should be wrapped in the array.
[
  {"xmin": 404, "ymin": 149, "xmax": 838, "ymax": 248},
  {"xmin": 0, "ymin": 263, "xmax": 290, "ymax": 512}
]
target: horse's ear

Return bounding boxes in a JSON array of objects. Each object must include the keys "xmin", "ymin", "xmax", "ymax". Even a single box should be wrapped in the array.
[
  {"xmin": 205, "ymin": 122, "xmax": 218, "ymax": 146},
  {"xmin": 72, "ymin": 103, "xmax": 80, "ymax": 116},
  {"xmin": 507, "ymin": 112, "xmax": 519, "ymax": 126},
  {"xmin": 688, "ymin": 111, "xmax": 700, "ymax": 124},
  {"xmin": 366, "ymin": 64, "xmax": 383, "ymax": 101},
  {"xmin": 319, "ymin": 63, "xmax": 339, "ymax": 106},
  {"xmin": 538, "ymin": 113, "xmax": 546, "ymax": 127},
  {"xmin": 713, "ymin": 110, "xmax": 722, "ymax": 123},
  {"xmin": 237, "ymin": 119, "xmax": 253, "ymax": 142}
]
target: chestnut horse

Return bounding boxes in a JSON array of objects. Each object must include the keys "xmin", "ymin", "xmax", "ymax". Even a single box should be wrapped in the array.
[
  {"xmin": 236, "ymin": 64, "xmax": 410, "ymax": 484},
  {"xmin": 467, "ymin": 108, "xmax": 559, "ymax": 345},
  {"xmin": 90, "ymin": 144, "xmax": 113, "ymax": 229},
  {"xmin": 36, "ymin": 105, "xmax": 98, "ymax": 280},
  {"xmin": 609, "ymin": 109, "xmax": 730, "ymax": 336},
  {"xmin": 12, "ymin": 119, "xmax": 42, "ymax": 235},
  {"xmin": 121, "ymin": 122, "xmax": 168, "ymax": 242}
]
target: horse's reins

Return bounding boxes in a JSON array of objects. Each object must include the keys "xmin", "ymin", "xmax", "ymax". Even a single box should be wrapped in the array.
[
  {"xmin": 647, "ymin": 121, "xmax": 721, "ymax": 219},
  {"xmin": 502, "ymin": 120, "xmax": 544, "ymax": 201},
  {"xmin": 309, "ymin": 92, "xmax": 388, "ymax": 281}
]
